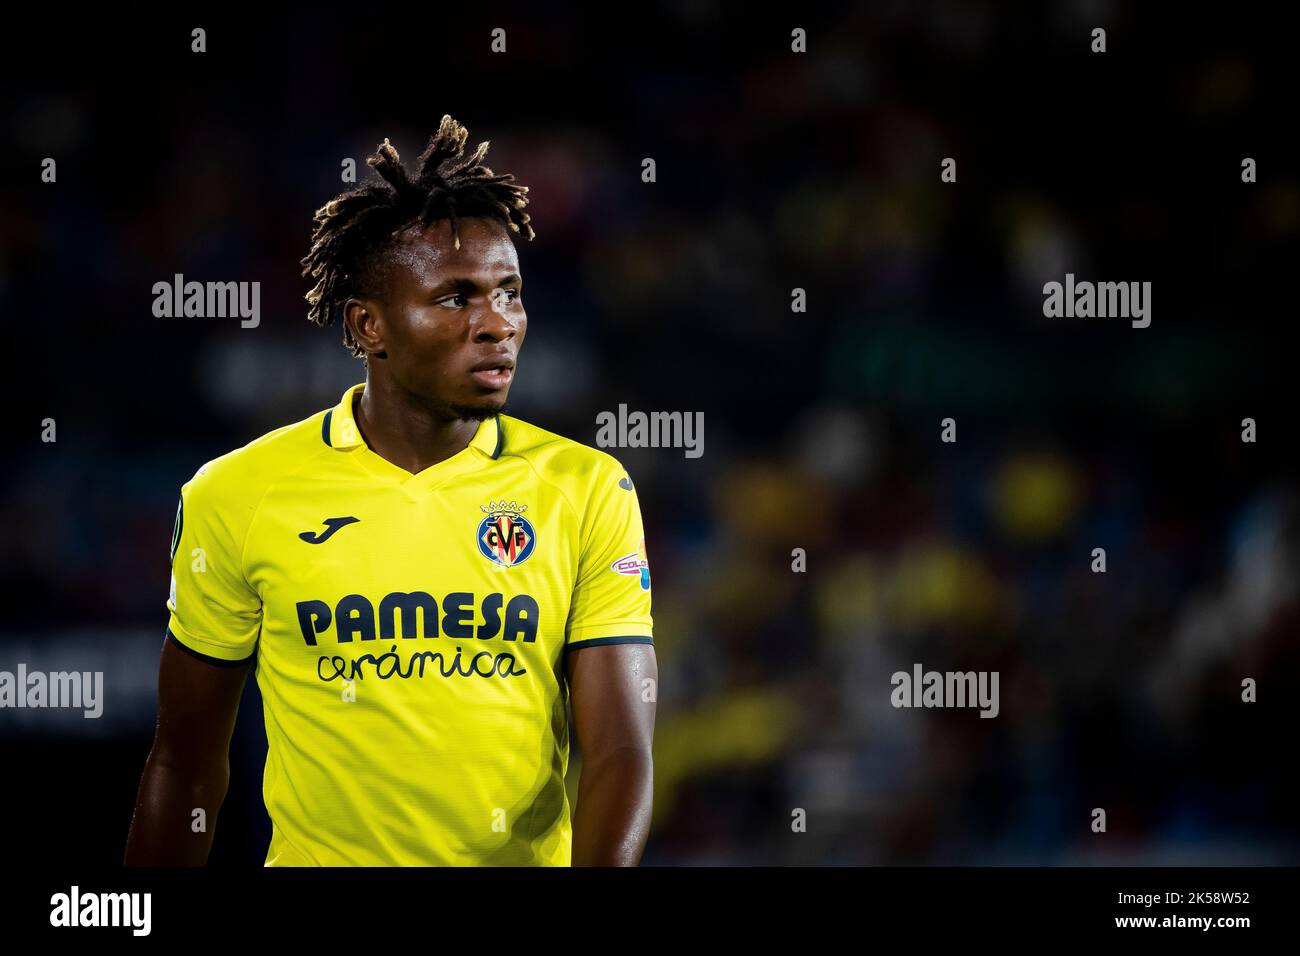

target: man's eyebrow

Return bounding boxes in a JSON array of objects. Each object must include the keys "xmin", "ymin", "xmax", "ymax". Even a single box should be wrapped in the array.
[{"xmin": 427, "ymin": 273, "xmax": 522, "ymax": 293}]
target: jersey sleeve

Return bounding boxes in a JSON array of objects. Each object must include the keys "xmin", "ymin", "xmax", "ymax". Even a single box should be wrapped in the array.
[
  {"xmin": 564, "ymin": 459, "xmax": 654, "ymax": 651},
  {"xmin": 164, "ymin": 461, "xmax": 262, "ymax": 665}
]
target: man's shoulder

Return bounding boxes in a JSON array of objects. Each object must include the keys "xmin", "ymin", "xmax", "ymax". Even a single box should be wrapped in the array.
[
  {"xmin": 498, "ymin": 414, "xmax": 630, "ymax": 489},
  {"xmin": 182, "ymin": 406, "xmax": 332, "ymax": 504}
]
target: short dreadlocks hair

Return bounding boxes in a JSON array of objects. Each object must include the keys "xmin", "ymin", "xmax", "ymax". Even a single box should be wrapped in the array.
[{"xmin": 301, "ymin": 114, "xmax": 535, "ymax": 359}]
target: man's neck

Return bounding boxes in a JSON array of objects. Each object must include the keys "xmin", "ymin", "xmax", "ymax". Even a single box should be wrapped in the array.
[{"xmin": 353, "ymin": 378, "xmax": 481, "ymax": 475}]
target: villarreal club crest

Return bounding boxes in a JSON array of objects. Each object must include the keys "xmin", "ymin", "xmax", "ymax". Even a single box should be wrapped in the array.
[{"xmin": 477, "ymin": 500, "xmax": 537, "ymax": 568}]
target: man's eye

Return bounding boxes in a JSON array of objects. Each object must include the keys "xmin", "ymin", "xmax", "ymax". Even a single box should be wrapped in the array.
[{"xmin": 436, "ymin": 291, "xmax": 518, "ymax": 308}]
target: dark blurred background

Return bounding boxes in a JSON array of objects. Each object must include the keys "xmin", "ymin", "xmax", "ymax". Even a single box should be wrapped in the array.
[{"xmin": 2, "ymin": 2, "xmax": 1297, "ymax": 865}]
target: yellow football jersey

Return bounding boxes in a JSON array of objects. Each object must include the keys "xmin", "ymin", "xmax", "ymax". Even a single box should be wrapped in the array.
[{"xmin": 164, "ymin": 382, "xmax": 654, "ymax": 866}]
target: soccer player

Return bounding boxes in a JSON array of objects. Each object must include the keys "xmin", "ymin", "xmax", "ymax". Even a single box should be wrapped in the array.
[{"xmin": 125, "ymin": 116, "xmax": 657, "ymax": 866}]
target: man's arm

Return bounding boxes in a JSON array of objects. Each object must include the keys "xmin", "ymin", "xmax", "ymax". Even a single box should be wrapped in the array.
[
  {"xmin": 565, "ymin": 642, "xmax": 657, "ymax": 866},
  {"xmin": 124, "ymin": 638, "xmax": 252, "ymax": 865}
]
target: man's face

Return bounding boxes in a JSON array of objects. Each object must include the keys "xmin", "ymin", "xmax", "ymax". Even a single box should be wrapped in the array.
[{"xmin": 352, "ymin": 216, "xmax": 526, "ymax": 419}]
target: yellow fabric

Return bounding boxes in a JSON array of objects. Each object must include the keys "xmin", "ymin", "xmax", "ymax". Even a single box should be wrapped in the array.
[{"xmin": 165, "ymin": 382, "xmax": 653, "ymax": 865}]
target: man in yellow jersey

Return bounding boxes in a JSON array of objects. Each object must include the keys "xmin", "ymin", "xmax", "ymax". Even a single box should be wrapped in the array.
[{"xmin": 125, "ymin": 116, "xmax": 657, "ymax": 866}]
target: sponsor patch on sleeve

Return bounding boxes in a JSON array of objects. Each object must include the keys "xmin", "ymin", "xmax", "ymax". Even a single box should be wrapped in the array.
[{"xmin": 610, "ymin": 538, "xmax": 651, "ymax": 591}]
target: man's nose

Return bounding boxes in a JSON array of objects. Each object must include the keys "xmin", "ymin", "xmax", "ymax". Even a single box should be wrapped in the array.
[{"xmin": 473, "ymin": 302, "xmax": 520, "ymax": 340}]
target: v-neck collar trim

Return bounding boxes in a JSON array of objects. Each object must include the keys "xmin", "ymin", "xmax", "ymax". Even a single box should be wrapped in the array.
[{"xmin": 321, "ymin": 382, "xmax": 503, "ymax": 494}]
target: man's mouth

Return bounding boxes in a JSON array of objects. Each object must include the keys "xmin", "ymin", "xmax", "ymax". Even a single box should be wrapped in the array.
[{"xmin": 469, "ymin": 357, "xmax": 515, "ymax": 389}]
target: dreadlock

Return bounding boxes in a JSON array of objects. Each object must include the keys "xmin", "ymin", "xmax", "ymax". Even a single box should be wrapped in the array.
[{"xmin": 301, "ymin": 114, "xmax": 535, "ymax": 359}]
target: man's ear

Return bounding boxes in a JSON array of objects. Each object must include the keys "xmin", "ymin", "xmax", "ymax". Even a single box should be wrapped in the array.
[{"xmin": 345, "ymin": 298, "xmax": 387, "ymax": 358}]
